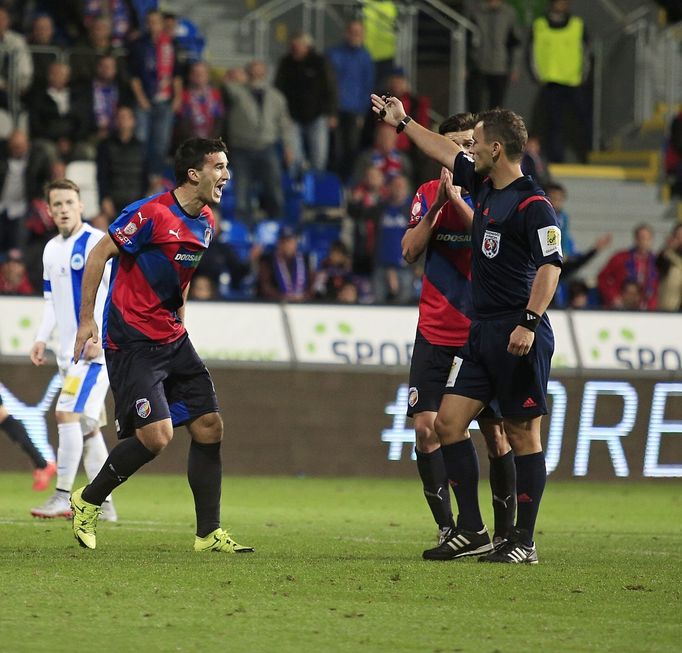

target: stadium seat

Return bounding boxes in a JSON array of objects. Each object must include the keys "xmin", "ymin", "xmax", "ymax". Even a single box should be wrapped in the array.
[
  {"xmin": 219, "ymin": 171, "xmax": 237, "ymax": 220},
  {"xmin": 220, "ymin": 218, "xmax": 252, "ymax": 262},
  {"xmin": 174, "ymin": 17, "xmax": 206, "ymax": 64},
  {"xmin": 300, "ymin": 220, "xmax": 342, "ymax": 270},
  {"xmin": 301, "ymin": 171, "xmax": 344, "ymax": 217},
  {"xmin": 253, "ymin": 219, "xmax": 284, "ymax": 252},
  {"xmin": 219, "ymin": 215, "xmax": 253, "ymax": 253},
  {"xmin": 281, "ymin": 172, "xmax": 303, "ymax": 226},
  {"xmin": 64, "ymin": 160, "xmax": 99, "ymax": 220},
  {"xmin": 216, "ymin": 219, "xmax": 256, "ymax": 299}
]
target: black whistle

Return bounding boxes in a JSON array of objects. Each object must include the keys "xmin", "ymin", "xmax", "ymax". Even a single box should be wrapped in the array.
[{"xmin": 379, "ymin": 94, "xmax": 390, "ymax": 119}]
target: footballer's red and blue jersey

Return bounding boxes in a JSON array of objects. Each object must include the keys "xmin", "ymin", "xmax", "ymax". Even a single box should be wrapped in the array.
[
  {"xmin": 452, "ymin": 152, "xmax": 563, "ymax": 319},
  {"xmin": 407, "ymin": 180, "xmax": 474, "ymax": 347},
  {"xmin": 104, "ymin": 191, "xmax": 215, "ymax": 349}
]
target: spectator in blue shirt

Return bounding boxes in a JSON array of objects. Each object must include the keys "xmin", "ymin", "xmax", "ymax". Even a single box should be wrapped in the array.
[
  {"xmin": 127, "ymin": 9, "xmax": 182, "ymax": 179},
  {"xmin": 373, "ymin": 174, "xmax": 415, "ymax": 303},
  {"xmin": 326, "ymin": 20, "xmax": 375, "ymax": 180},
  {"xmin": 546, "ymin": 181, "xmax": 611, "ymax": 307}
]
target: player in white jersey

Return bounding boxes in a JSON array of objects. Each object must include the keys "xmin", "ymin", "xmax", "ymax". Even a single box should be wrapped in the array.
[{"xmin": 29, "ymin": 179, "xmax": 117, "ymax": 521}]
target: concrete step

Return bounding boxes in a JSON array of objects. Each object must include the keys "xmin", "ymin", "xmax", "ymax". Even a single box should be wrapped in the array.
[
  {"xmin": 549, "ymin": 175, "xmax": 673, "ymax": 283},
  {"xmin": 548, "ymin": 163, "xmax": 658, "ymax": 184},
  {"xmin": 555, "ymin": 178, "xmax": 662, "ymax": 205},
  {"xmin": 588, "ymin": 149, "xmax": 660, "ymax": 170}
]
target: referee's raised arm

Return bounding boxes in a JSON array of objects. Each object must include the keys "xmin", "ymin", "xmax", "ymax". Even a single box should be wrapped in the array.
[{"xmin": 370, "ymin": 93, "xmax": 462, "ymax": 170}]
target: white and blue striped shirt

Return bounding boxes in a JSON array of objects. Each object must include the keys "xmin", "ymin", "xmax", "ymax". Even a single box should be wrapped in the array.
[{"xmin": 35, "ymin": 223, "xmax": 111, "ymax": 368}]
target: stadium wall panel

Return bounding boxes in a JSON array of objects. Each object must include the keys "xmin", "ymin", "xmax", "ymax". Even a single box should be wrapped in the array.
[{"xmin": 1, "ymin": 363, "xmax": 680, "ymax": 480}]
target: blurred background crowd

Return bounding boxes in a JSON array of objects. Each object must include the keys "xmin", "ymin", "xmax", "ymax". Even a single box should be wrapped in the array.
[{"xmin": 0, "ymin": 0, "xmax": 681, "ymax": 311}]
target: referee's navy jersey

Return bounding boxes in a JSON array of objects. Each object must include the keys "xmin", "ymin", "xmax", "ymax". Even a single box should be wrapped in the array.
[{"xmin": 453, "ymin": 152, "xmax": 563, "ymax": 319}]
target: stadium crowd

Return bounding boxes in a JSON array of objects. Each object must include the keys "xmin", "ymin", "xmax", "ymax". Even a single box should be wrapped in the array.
[{"xmin": 0, "ymin": 0, "xmax": 680, "ymax": 311}]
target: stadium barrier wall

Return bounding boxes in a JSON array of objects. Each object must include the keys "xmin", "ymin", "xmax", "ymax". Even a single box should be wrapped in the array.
[
  {"xmin": 3, "ymin": 298, "xmax": 681, "ymax": 373},
  {"xmin": 1, "ymin": 298, "xmax": 680, "ymax": 479}
]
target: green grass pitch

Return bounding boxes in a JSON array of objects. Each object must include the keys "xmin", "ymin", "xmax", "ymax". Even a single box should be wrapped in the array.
[{"xmin": 0, "ymin": 474, "xmax": 680, "ymax": 653}]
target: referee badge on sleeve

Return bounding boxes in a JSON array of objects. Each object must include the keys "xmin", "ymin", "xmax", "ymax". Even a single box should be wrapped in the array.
[
  {"xmin": 538, "ymin": 226, "xmax": 562, "ymax": 257},
  {"xmin": 482, "ymin": 230, "xmax": 500, "ymax": 259}
]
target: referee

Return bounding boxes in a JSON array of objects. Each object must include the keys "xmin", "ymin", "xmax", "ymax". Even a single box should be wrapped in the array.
[{"xmin": 372, "ymin": 94, "xmax": 562, "ymax": 564}]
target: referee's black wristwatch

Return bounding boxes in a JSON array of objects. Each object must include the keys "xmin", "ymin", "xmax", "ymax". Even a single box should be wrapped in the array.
[{"xmin": 396, "ymin": 116, "xmax": 412, "ymax": 133}]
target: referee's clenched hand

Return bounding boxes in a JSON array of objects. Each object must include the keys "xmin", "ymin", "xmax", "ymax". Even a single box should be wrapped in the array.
[
  {"xmin": 370, "ymin": 94, "xmax": 406, "ymax": 127},
  {"xmin": 507, "ymin": 325, "xmax": 535, "ymax": 356}
]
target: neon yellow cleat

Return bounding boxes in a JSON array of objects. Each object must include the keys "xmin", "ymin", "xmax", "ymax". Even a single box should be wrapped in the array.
[
  {"xmin": 70, "ymin": 487, "xmax": 102, "ymax": 550},
  {"xmin": 193, "ymin": 528, "xmax": 254, "ymax": 553}
]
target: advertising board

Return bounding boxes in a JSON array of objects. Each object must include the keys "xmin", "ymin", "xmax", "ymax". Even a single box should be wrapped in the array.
[{"xmin": 2, "ymin": 365, "xmax": 679, "ymax": 480}]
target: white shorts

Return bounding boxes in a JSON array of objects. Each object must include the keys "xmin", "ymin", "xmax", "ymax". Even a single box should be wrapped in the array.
[{"xmin": 56, "ymin": 360, "xmax": 110, "ymax": 433}]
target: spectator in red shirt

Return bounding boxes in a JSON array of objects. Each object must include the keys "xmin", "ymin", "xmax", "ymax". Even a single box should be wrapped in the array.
[
  {"xmin": 598, "ymin": 223, "xmax": 658, "ymax": 309},
  {"xmin": 363, "ymin": 69, "xmax": 430, "ymax": 144},
  {"xmin": 352, "ymin": 122, "xmax": 413, "ymax": 186},
  {"xmin": 0, "ymin": 249, "xmax": 35, "ymax": 295},
  {"xmin": 348, "ymin": 165, "xmax": 387, "ymax": 276}
]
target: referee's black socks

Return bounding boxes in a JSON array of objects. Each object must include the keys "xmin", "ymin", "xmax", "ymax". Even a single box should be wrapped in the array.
[
  {"xmin": 83, "ymin": 436, "xmax": 156, "ymax": 505},
  {"xmin": 440, "ymin": 439, "xmax": 484, "ymax": 532},
  {"xmin": 514, "ymin": 451, "xmax": 546, "ymax": 545}
]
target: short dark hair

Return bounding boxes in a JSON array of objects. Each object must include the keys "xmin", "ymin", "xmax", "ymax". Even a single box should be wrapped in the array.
[
  {"xmin": 45, "ymin": 178, "xmax": 80, "ymax": 202},
  {"xmin": 544, "ymin": 181, "xmax": 566, "ymax": 195},
  {"xmin": 439, "ymin": 112, "xmax": 476, "ymax": 135},
  {"xmin": 633, "ymin": 223, "xmax": 653, "ymax": 238},
  {"xmin": 621, "ymin": 278, "xmax": 641, "ymax": 292},
  {"xmin": 174, "ymin": 138, "xmax": 228, "ymax": 185},
  {"xmin": 477, "ymin": 108, "xmax": 528, "ymax": 161}
]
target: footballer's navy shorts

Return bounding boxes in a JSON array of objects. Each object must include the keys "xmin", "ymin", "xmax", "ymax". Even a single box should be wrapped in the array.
[
  {"xmin": 105, "ymin": 333, "xmax": 219, "ymax": 439},
  {"xmin": 407, "ymin": 330, "xmax": 501, "ymax": 420},
  {"xmin": 443, "ymin": 313, "xmax": 554, "ymax": 418}
]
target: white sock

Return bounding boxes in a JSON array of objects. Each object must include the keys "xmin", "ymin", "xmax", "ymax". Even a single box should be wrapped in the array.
[
  {"xmin": 83, "ymin": 430, "xmax": 112, "ymax": 502},
  {"xmin": 56, "ymin": 422, "xmax": 84, "ymax": 492}
]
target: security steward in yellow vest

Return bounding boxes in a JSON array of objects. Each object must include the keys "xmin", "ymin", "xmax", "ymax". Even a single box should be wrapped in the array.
[
  {"xmin": 529, "ymin": 0, "xmax": 591, "ymax": 163},
  {"xmin": 362, "ymin": 0, "xmax": 398, "ymax": 85}
]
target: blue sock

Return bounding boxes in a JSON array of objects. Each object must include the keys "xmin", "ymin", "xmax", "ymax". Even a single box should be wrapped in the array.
[
  {"xmin": 514, "ymin": 451, "xmax": 546, "ymax": 544},
  {"xmin": 440, "ymin": 439, "xmax": 483, "ymax": 532}
]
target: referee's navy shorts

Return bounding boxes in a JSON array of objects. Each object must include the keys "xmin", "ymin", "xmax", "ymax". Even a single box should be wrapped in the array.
[
  {"xmin": 443, "ymin": 313, "xmax": 554, "ymax": 418},
  {"xmin": 105, "ymin": 333, "xmax": 219, "ymax": 439}
]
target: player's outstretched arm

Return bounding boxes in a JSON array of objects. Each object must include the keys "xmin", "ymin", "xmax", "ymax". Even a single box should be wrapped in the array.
[
  {"xmin": 370, "ymin": 94, "xmax": 461, "ymax": 170},
  {"xmin": 507, "ymin": 263, "xmax": 561, "ymax": 357},
  {"xmin": 73, "ymin": 236, "xmax": 119, "ymax": 361}
]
